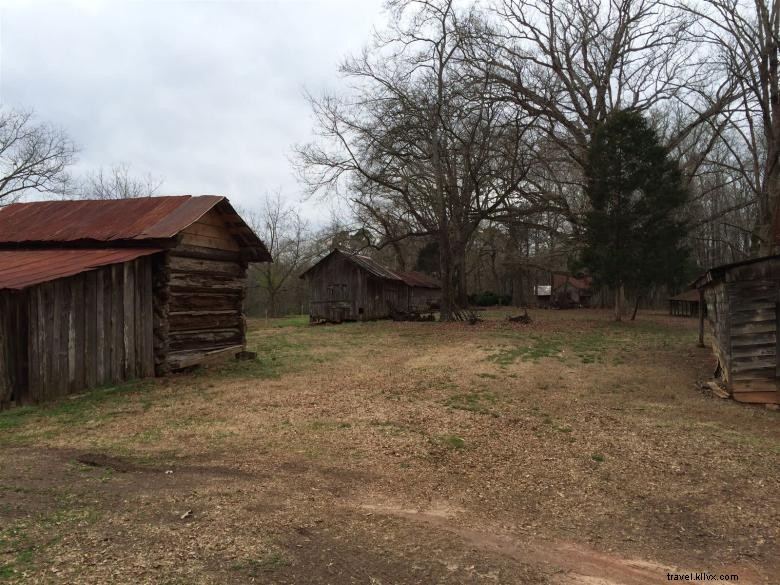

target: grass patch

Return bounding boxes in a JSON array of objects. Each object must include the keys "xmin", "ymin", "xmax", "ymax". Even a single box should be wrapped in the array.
[
  {"xmin": 444, "ymin": 391, "xmax": 498, "ymax": 416},
  {"xmin": 0, "ymin": 380, "xmax": 153, "ymax": 443},
  {"xmin": 232, "ymin": 551, "xmax": 290, "ymax": 575},
  {"xmin": 439, "ymin": 434, "xmax": 466, "ymax": 450},
  {"xmin": 308, "ymin": 420, "xmax": 352, "ymax": 432}
]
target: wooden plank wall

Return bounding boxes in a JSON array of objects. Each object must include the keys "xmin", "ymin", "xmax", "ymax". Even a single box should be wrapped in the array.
[
  {"xmin": 166, "ymin": 209, "xmax": 249, "ymax": 369},
  {"xmin": 0, "ymin": 291, "xmax": 28, "ymax": 407},
  {"xmin": 726, "ymin": 278, "xmax": 780, "ymax": 404},
  {"xmin": 21, "ymin": 257, "xmax": 154, "ymax": 404},
  {"xmin": 306, "ymin": 254, "xmax": 408, "ymax": 322}
]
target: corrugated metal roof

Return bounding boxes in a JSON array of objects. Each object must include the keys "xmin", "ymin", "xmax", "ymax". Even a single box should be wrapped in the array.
[
  {"xmin": 349, "ymin": 254, "xmax": 403, "ymax": 281},
  {"xmin": 397, "ymin": 270, "xmax": 440, "ymax": 289},
  {"xmin": 0, "ymin": 248, "xmax": 162, "ymax": 290},
  {"xmin": 670, "ymin": 289, "xmax": 700, "ymax": 302},
  {"xmin": 0, "ymin": 195, "xmax": 224, "ymax": 244},
  {"xmin": 300, "ymin": 249, "xmax": 403, "ymax": 281}
]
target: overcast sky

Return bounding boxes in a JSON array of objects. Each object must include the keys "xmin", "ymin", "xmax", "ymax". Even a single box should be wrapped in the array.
[{"xmin": 0, "ymin": 0, "xmax": 386, "ymax": 223}]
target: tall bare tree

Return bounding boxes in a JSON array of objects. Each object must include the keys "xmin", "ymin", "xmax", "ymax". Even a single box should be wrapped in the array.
[
  {"xmin": 470, "ymin": 0, "xmax": 733, "ymax": 224},
  {"xmin": 0, "ymin": 108, "xmax": 77, "ymax": 205},
  {"xmin": 246, "ymin": 193, "xmax": 312, "ymax": 317},
  {"xmin": 681, "ymin": 0, "xmax": 780, "ymax": 253},
  {"xmin": 297, "ymin": 0, "xmax": 549, "ymax": 319}
]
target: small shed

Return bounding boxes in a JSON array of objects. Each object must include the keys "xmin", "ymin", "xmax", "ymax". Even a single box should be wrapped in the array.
[
  {"xmin": 300, "ymin": 249, "xmax": 440, "ymax": 322},
  {"xmin": 692, "ymin": 255, "xmax": 780, "ymax": 406},
  {"xmin": 0, "ymin": 196, "xmax": 270, "ymax": 407},
  {"xmin": 669, "ymin": 289, "xmax": 703, "ymax": 317}
]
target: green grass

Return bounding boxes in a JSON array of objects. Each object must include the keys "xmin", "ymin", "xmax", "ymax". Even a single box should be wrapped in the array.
[
  {"xmin": 231, "ymin": 551, "xmax": 290, "ymax": 575},
  {"xmin": 201, "ymin": 330, "xmax": 317, "ymax": 380},
  {"xmin": 439, "ymin": 434, "xmax": 466, "ymax": 450},
  {"xmin": 445, "ymin": 390, "xmax": 498, "ymax": 416},
  {"xmin": 0, "ymin": 380, "xmax": 154, "ymax": 443}
]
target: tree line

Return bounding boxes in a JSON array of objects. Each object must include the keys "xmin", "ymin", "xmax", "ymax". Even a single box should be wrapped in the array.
[
  {"xmin": 294, "ymin": 0, "xmax": 780, "ymax": 320},
  {"xmin": 4, "ymin": 0, "xmax": 778, "ymax": 320}
]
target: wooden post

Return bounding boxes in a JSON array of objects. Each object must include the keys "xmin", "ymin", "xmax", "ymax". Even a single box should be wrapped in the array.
[{"xmin": 697, "ymin": 288, "xmax": 705, "ymax": 347}]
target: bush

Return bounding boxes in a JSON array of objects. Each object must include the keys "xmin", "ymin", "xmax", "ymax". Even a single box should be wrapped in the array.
[{"xmin": 468, "ymin": 291, "xmax": 511, "ymax": 307}]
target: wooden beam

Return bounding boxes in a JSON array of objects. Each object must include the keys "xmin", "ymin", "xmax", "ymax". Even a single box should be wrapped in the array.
[{"xmin": 698, "ymin": 289, "xmax": 705, "ymax": 347}]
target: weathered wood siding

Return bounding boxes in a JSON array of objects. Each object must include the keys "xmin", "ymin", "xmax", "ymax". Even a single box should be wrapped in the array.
[
  {"xmin": 0, "ymin": 291, "xmax": 28, "ymax": 406},
  {"xmin": 703, "ymin": 258, "xmax": 780, "ymax": 405},
  {"xmin": 305, "ymin": 254, "xmax": 405, "ymax": 321},
  {"xmin": 7, "ymin": 257, "xmax": 155, "ymax": 405},
  {"xmin": 164, "ymin": 209, "xmax": 249, "ymax": 369},
  {"xmin": 408, "ymin": 287, "xmax": 441, "ymax": 312}
]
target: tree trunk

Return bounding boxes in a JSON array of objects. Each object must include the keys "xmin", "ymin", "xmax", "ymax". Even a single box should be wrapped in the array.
[
  {"xmin": 630, "ymin": 294, "xmax": 641, "ymax": 321},
  {"xmin": 614, "ymin": 285, "xmax": 623, "ymax": 321},
  {"xmin": 454, "ymin": 244, "xmax": 468, "ymax": 308},
  {"xmin": 438, "ymin": 233, "xmax": 454, "ymax": 321}
]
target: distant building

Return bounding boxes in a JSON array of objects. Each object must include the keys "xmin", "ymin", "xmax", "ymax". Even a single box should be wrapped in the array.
[
  {"xmin": 300, "ymin": 249, "xmax": 441, "ymax": 322},
  {"xmin": 668, "ymin": 289, "xmax": 703, "ymax": 317},
  {"xmin": 551, "ymin": 273, "xmax": 592, "ymax": 308},
  {"xmin": 0, "ymin": 196, "xmax": 270, "ymax": 408},
  {"xmin": 535, "ymin": 274, "xmax": 592, "ymax": 308}
]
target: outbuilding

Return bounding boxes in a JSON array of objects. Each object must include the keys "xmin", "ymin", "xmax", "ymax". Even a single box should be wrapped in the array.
[
  {"xmin": 300, "ymin": 249, "xmax": 440, "ymax": 322},
  {"xmin": 0, "ymin": 195, "xmax": 271, "ymax": 407},
  {"xmin": 693, "ymin": 255, "xmax": 780, "ymax": 406},
  {"xmin": 669, "ymin": 289, "xmax": 703, "ymax": 317}
]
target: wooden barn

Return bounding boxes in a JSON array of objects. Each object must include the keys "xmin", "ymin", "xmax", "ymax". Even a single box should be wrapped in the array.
[
  {"xmin": 300, "ymin": 249, "xmax": 440, "ymax": 322},
  {"xmin": 693, "ymin": 255, "xmax": 780, "ymax": 406},
  {"xmin": 0, "ymin": 195, "xmax": 270, "ymax": 408},
  {"xmin": 669, "ymin": 289, "xmax": 703, "ymax": 317}
]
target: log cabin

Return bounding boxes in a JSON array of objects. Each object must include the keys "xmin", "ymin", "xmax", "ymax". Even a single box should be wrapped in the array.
[
  {"xmin": 300, "ymin": 249, "xmax": 441, "ymax": 322},
  {"xmin": 0, "ymin": 195, "xmax": 271, "ymax": 407},
  {"xmin": 693, "ymin": 255, "xmax": 780, "ymax": 407}
]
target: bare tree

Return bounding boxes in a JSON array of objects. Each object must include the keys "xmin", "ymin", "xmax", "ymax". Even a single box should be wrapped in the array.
[
  {"xmin": 679, "ymin": 0, "xmax": 780, "ymax": 254},
  {"xmin": 296, "ymin": 0, "xmax": 549, "ymax": 319},
  {"xmin": 79, "ymin": 164, "xmax": 162, "ymax": 199},
  {"xmin": 0, "ymin": 108, "xmax": 77, "ymax": 205},
  {"xmin": 469, "ymin": 0, "xmax": 733, "ymax": 223},
  {"xmin": 246, "ymin": 193, "xmax": 312, "ymax": 317}
]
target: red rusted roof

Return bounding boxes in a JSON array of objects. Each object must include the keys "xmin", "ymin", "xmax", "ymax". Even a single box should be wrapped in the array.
[
  {"xmin": 0, "ymin": 195, "xmax": 224, "ymax": 244},
  {"xmin": 397, "ymin": 270, "xmax": 440, "ymax": 289},
  {"xmin": 552, "ymin": 273, "xmax": 592, "ymax": 291},
  {"xmin": 0, "ymin": 248, "xmax": 162, "ymax": 290}
]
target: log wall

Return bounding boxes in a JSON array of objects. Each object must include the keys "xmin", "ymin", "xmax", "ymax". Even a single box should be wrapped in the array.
[
  {"xmin": 164, "ymin": 209, "xmax": 249, "ymax": 369},
  {"xmin": 703, "ymin": 258, "xmax": 780, "ymax": 405}
]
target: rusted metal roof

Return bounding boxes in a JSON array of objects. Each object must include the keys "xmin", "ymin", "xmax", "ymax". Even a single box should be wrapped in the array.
[
  {"xmin": 300, "ymin": 249, "xmax": 403, "ymax": 281},
  {"xmin": 670, "ymin": 289, "xmax": 701, "ymax": 302},
  {"xmin": 0, "ymin": 248, "xmax": 162, "ymax": 291},
  {"xmin": 349, "ymin": 254, "xmax": 404, "ymax": 281},
  {"xmin": 552, "ymin": 273, "xmax": 592, "ymax": 291},
  {"xmin": 0, "ymin": 195, "xmax": 224, "ymax": 244},
  {"xmin": 397, "ymin": 270, "xmax": 440, "ymax": 289},
  {"xmin": 301, "ymin": 250, "xmax": 441, "ymax": 288}
]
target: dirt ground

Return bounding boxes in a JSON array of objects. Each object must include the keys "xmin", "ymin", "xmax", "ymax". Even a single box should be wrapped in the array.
[{"xmin": 1, "ymin": 309, "xmax": 778, "ymax": 584}]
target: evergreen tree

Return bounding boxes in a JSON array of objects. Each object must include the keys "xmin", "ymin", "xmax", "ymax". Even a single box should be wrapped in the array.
[{"xmin": 580, "ymin": 110, "xmax": 690, "ymax": 321}]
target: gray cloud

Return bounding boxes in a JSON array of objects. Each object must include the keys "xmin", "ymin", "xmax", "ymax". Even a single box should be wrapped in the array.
[{"xmin": 0, "ymin": 0, "xmax": 384, "ymax": 223}]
